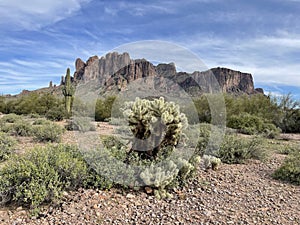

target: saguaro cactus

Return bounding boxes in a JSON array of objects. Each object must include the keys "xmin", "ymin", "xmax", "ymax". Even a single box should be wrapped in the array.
[
  {"xmin": 124, "ymin": 97, "xmax": 188, "ymax": 159},
  {"xmin": 62, "ymin": 68, "xmax": 75, "ymax": 116}
]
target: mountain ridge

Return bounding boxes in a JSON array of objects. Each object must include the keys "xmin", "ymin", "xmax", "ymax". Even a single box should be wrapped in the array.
[
  {"xmin": 69, "ymin": 52, "xmax": 263, "ymax": 96},
  {"xmin": 7, "ymin": 52, "xmax": 263, "ymax": 97}
]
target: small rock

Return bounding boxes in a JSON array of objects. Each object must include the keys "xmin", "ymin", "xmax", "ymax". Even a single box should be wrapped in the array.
[
  {"xmin": 145, "ymin": 187, "xmax": 153, "ymax": 194},
  {"xmin": 126, "ymin": 193, "xmax": 135, "ymax": 199}
]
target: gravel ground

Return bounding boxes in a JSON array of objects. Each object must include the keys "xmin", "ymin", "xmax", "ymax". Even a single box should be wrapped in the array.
[{"xmin": 1, "ymin": 153, "xmax": 299, "ymax": 225}]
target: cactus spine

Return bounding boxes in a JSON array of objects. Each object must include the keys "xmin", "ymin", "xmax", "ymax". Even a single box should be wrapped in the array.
[{"xmin": 62, "ymin": 68, "xmax": 74, "ymax": 116}]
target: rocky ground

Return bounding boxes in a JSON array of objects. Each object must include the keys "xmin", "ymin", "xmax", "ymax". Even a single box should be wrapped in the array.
[
  {"xmin": 0, "ymin": 153, "xmax": 299, "ymax": 225},
  {"xmin": 0, "ymin": 122, "xmax": 299, "ymax": 224}
]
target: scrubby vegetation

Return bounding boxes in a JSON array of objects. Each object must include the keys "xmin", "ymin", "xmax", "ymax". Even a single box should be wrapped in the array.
[
  {"xmin": 1, "ymin": 91, "xmax": 299, "ymax": 133},
  {"xmin": 32, "ymin": 122, "xmax": 65, "ymax": 142},
  {"xmin": 273, "ymin": 150, "xmax": 300, "ymax": 185},
  {"xmin": 0, "ymin": 132, "xmax": 16, "ymax": 161},
  {"xmin": 181, "ymin": 93, "xmax": 300, "ymax": 134},
  {"xmin": 217, "ymin": 135, "xmax": 265, "ymax": 164},
  {"xmin": 227, "ymin": 113, "xmax": 280, "ymax": 138},
  {"xmin": 65, "ymin": 117, "xmax": 96, "ymax": 132},
  {"xmin": 0, "ymin": 90, "xmax": 299, "ymax": 214},
  {"xmin": 0, "ymin": 114, "xmax": 65, "ymax": 143},
  {"xmin": 1, "ymin": 93, "xmax": 66, "ymax": 121},
  {"xmin": 0, "ymin": 144, "xmax": 111, "ymax": 211}
]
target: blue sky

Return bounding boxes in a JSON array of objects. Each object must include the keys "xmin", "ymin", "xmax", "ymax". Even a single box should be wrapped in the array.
[{"xmin": 0, "ymin": 0, "xmax": 299, "ymax": 97}]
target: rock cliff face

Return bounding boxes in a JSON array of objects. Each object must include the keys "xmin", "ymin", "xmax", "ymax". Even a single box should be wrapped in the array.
[{"xmin": 72, "ymin": 52, "xmax": 261, "ymax": 96}]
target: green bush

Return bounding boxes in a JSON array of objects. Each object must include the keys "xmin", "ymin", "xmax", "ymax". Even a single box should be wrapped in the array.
[
  {"xmin": 95, "ymin": 96, "xmax": 118, "ymax": 122},
  {"xmin": 65, "ymin": 117, "xmax": 96, "ymax": 132},
  {"xmin": 101, "ymin": 135, "xmax": 125, "ymax": 150},
  {"xmin": 45, "ymin": 105, "xmax": 66, "ymax": 121},
  {"xmin": 273, "ymin": 150, "xmax": 300, "ymax": 185},
  {"xmin": 33, "ymin": 122, "xmax": 64, "ymax": 142},
  {"xmin": 0, "ymin": 121, "xmax": 12, "ymax": 133},
  {"xmin": 0, "ymin": 144, "xmax": 112, "ymax": 209},
  {"xmin": 28, "ymin": 113, "xmax": 41, "ymax": 119},
  {"xmin": 0, "ymin": 132, "xmax": 16, "ymax": 161},
  {"xmin": 32, "ymin": 118, "xmax": 50, "ymax": 125},
  {"xmin": 195, "ymin": 123, "xmax": 211, "ymax": 156},
  {"xmin": 227, "ymin": 113, "xmax": 280, "ymax": 138},
  {"xmin": 217, "ymin": 135, "xmax": 265, "ymax": 164},
  {"xmin": 0, "ymin": 116, "xmax": 33, "ymax": 136},
  {"xmin": 11, "ymin": 120, "xmax": 33, "ymax": 136},
  {"xmin": 3, "ymin": 93, "xmax": 66, "ymax": 120},
  {"xmin": 0, "ymin": 96, "xmax": 5, "ymax": 113},
  {"xmin": 0, "ymin": 114, "xmax": 22, "ymax": 123}
]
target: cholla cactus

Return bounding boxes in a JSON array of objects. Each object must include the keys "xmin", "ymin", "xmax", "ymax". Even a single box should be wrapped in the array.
[
  {"xmin": 140, "ymin": 160, "xmax": 179, "ymax": 188},
  {"xmin": 176, "ymin": 157, "xmax": 200, "ymax": 180},
  {"xmin": 124, "ymin": 97, "xmax": 188, "ymax": 159},
  {"xmin": 62, "ymin": 68, "xmax": 75, "ymax": 116},
  {"xmin": 202, "ymin": 155, "xmax": 221, "ymax": 171}
]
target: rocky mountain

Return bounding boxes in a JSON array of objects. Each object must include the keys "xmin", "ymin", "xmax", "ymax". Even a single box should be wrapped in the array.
[{"xmin": 66, "ymin": 52, "xmax": 263, "ymax": 97}]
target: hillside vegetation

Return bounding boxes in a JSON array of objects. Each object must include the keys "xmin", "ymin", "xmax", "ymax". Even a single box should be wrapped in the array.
[{"xmin": 1, "ymin": 92, "xmax": 300, "ymax": 133}]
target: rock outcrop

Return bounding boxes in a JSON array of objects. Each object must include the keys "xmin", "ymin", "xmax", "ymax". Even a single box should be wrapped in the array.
[{"xmin": 72, "ymin": 52, "xmax": 262, "ymax": 96}]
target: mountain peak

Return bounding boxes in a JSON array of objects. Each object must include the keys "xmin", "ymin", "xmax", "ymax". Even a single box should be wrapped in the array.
[{"xmin": 70, "ymin": 52, "xmax": 262, "ymax": 96}]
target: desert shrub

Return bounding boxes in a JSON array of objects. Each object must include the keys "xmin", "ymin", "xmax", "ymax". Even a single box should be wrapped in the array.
[
  {"xmin": 188, "ymin": 123, "xmax": 224, "ymax": 157},
  {"xmin": 225, "ymin": 94, "xmax": 280, "ymax": 123},
  {"xmin": 3, "ymin": 93, "xmax": 65, "ymax": 120},
  {"xmin": 0, "ymin": 115, "xmax": 33, "ymax": 136},
  {"xmin": 0, "ymin": 96, "xmax": 5, "ymax": 113},
  {"xmin": 33, "ymin": 122, "xmax": 64, "ymax": 142},
  {"xmin": 195, "ymin": 123, "xmax": 211, "ymax": 156},
  {"xmin": 0, "ymin": 132, "xmax": 16, "ymax": 161},
  {"xmin": 273, "ymin": 150, "xmax": 300, "ymax": 185},
  {"xmin": 0, "ymin": 144, "xmax": 113, "ymax": 210},
  {"xmin": 227, "ymin": 113, "xmax": 280, "ymax": 137},
  {"xmin": 11, "ymin": 120, "xmax": 33, "ymax": 136},
  {"xmin": 275, "ymin": 93, "xmax": 300, "ymax": 133},
  {"xmin": 32, "ymin": 118, "xmax": 50, "ymax": 125},
  {"xmin": 0, "ymin": 114, "xmax": 22, "ymax": 123},
  {"xmin": 262, "ymin": 123, "xmax": 281, "ymax": 139},
  {"xmin": 28, "ymin": 113, "xmax": 41, "ymax": 119},
  {"xmin": 217, "ymin": 135, "xmax": 265, "ymax": 164},
  {"xmin": 0, "ymin": 145, "xmax": 84, "ymax": 208},
  {"xmin": 0, "ymin": 121, "xmax": 12, "ymax": 133},
  {"xmin": 101, "ymin": 135, "xmax": 125, "ymax": 150},
  {"xmin": 45, "ymin": 105, "xmax": 66, "ymax": 121},
  {"xmin": 278, "ymin": 144, "xmax": 299, "ymax": 155},
  {"xmin": 65, "ymin": 117, "xmax": 96, "ymax": 132},
  {"xmin": 95, "ymin": 96, "xmax": 118, "ymax": 122},
  {"xmin": 82, "ymin": 146, "xmax": 134, "ymax": 188}
]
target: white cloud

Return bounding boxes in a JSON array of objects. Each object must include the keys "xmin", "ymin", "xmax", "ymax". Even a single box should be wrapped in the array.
[
  {"xmin": 103, "ymin": 1, "xmax": 177, "ymax": 17},
  {"xmin": 255, "ymin": 36, "xmax": 300, "ymax": 49},
  {"xmin": 0, "ymin": 0, "xmax": 90, "ymax": 30},
  {"xmin": 171, "ymin": 32, "xmax": 300, "ymax": 89}
]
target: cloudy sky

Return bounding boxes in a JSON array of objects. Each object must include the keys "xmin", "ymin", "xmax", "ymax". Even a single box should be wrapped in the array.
[{"xmin": 0, "ymin": 0, "xmax": 299, "ymax": 97}]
